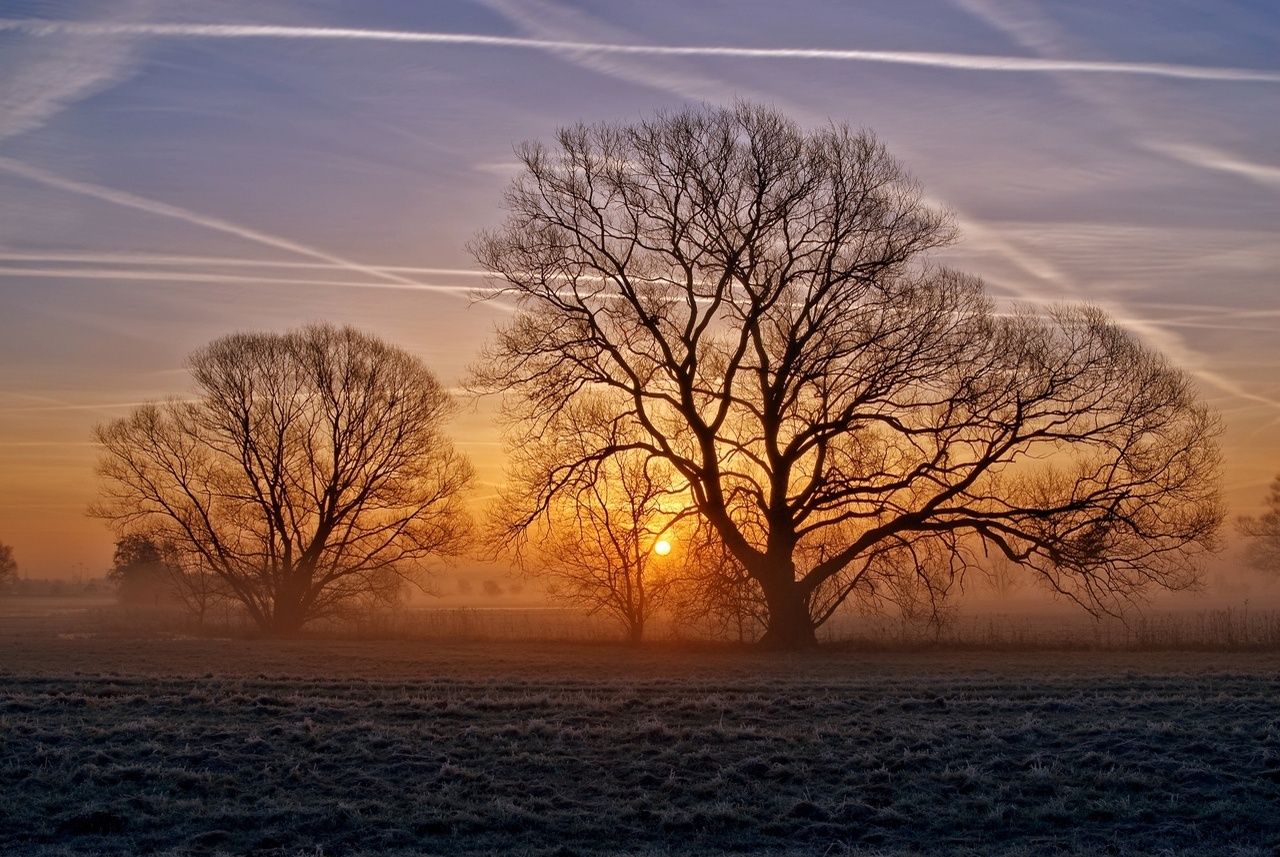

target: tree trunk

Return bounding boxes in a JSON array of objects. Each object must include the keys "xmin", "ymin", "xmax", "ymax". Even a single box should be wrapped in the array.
[
  {"xmin": 626, "ymin": 618, "xmax": 645, "ymax": 645},
  {"xmin": 262, "ymin": 611, "xmax": 306, "ymax": 635},
  {"xmin": 759, "ymin": 576, "xmax": 818, "ymax": 649},
  {"xmin": 265, "ymin": 589, "xmax": 308, "ymax": 636}
]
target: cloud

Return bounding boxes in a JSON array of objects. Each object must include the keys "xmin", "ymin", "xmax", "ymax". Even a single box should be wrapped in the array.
[
  {"xmin": 475, "ymin": 0, "xmax": 754, "ymax": 104},
  {"xmin": 477, "ymin": 0, "xmax": 1262, "ymax": 399},
  {"xmin": 2, "ymin": 18, "xmax": 1278, "ymax": 84},
  {"xmin": 1143, "ymin": 141, "xmax": 1280, "ymax": 189},
  {"xmin": 952, "ymin": 0, "xmax": 1280, "ymax": 192},
  {"xmin": 947, "ymin": 0, "xmax": 1280, "ymax": 412},
  {"xmin": 952, "ymin": 211, "xmax": 1280, "ymax": 411},
  {"xmin": 0, "ymin": 3, "xmax": 153, "ymax": 143}
]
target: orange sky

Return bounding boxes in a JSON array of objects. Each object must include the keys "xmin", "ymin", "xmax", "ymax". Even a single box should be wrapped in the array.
[{"xmin": 2, "ymin": 1, "xmax": 1278, "ymax": 587}]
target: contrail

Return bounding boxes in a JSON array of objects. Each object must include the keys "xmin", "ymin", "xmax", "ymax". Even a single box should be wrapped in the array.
[
  {"xmin": 0, "ymin": 399, "xmax": 199, "ymax": 413},
  {"xmin": 0, "ymin": 266, "xmax": 655, "ymax": 308},
  {"xmin": 0, "ymin": 156, "xmax": 454, "ymax": 294},
  {"xmin": 0, "ymin": 251, "xmax": 490, "ymax": 278},
  {"xmin": 2, "ymin": 19, "xmax": 1279, "ymax": 84},
  {"xmin": 0, "ymin": 266, "xmax": 493, "ymax": 296},
  {"xmin": 1144, "ymin": 141, "xmax": 1280, "ymax": 189},
  {"xmin": 951, "ymin": 0, "xmax": 1280, "ymax": 193}
]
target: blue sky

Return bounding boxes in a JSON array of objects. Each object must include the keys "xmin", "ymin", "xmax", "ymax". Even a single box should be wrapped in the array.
[{"xmin": 1, "ymin": 0, "xmax": 1278, "ymax": 576}]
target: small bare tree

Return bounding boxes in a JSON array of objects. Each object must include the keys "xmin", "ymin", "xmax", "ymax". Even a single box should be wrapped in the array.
[
  {"xmin": 93, "ymin": 324, "xmax": 472, "ymax": 634},
  {"xmin": 670, "ymin": 522, "xmax": 768, "ymax": 643},
  {"xmin": 470, "ymin": 103, "xmax": 1223, "ymax": 648},
  {"xmin": 0, "ymin": 541, "xmax": 16, "ymax": 591},
  {"xmin": 1238, "ymin": 474, "xmax": 1280, "ymax": 574},
  {"xmin": 493, "ymin": 397, "xmax": 682, "ymax": 642},
  {"xmin": 159, "ymin": 541, "xmax": 225, "ymax": 628}
]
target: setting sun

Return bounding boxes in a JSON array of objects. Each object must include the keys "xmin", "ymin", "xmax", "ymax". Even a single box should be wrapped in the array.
[{"xmin": 653, "ymin": 539, "xmax": 672, "ymax": 556}]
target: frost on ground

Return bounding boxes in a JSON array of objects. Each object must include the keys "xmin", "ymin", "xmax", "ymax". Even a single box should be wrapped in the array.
[{"xmin": 0, "ymin": 618, "xmax": 1278, "ymax": 856}]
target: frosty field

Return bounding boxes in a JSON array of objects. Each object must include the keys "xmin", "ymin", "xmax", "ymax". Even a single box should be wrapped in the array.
[{"xmin": 1, "ymin": 610, "xmax": 1279, "ymax": 856}]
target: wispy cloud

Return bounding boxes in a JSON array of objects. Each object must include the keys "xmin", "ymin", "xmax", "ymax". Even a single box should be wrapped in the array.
[
  {"xmin": 953, "ymin": 0, "xmax": 1280, "ymax": 192},
  {"xmin": 1144, "ymin": 141, "xmax": 1280, "ymax": 189},
  {"xmin": 0, "ymin": 3, "xmax": 152, "ymax": 143},
  {"xmin": 476, "ymin": 0, "xmax": 1248, "ymax": 407},
  {"xmin": 952, "ymin": 212, "xmax": 1280, "ymax": 411},
  {"xmin": 2, "ymin": 18, "xmax": 1278, "ymax": 84},
  {"xmin": 947, "ymin": 0, "xmax": 1280, "ymax": 412},
  {"xmin": 476, "ymin": 0, "xmax": 754, "ymax": 104}
]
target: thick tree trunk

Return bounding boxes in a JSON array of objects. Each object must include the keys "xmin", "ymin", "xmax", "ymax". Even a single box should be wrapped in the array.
[
  {"xmin": 626, "ymin": 618, "xmax": 645, "ymax": 645},
  {"xmin": 264, "ymin": 585, "xmax": 309, "ymax": 636},
  {"xmin": 263, "ymin": 608, "xmax": 306, "ymax": 636},
  {"xmin": 758, "ymin": 576, "xmax": 818, "ymax": 649}
]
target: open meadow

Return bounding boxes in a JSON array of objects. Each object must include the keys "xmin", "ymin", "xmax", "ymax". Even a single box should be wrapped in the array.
[{"xmin": 2, "ymin": 605, "xmax": 1279, "ymax": 856}]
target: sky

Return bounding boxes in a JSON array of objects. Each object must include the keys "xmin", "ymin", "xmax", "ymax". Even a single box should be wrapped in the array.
[{"xmin": 0, "ymin": 0, "xmax": 1278, "ymax": 581}]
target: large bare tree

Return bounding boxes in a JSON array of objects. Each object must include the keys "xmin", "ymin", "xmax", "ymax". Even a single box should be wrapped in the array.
[
  {"xmin": 470, "ymin": 103, "xmax": 1222, "ymax": 648},
  {"xmin": 94, "ymin": 324, "xmax": 472, "ymax": 634}
]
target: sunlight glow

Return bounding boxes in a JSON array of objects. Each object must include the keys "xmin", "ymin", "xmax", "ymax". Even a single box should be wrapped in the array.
[{"xmin": 653, "ymin": 539, "xmax": 672, "ymax": 557}]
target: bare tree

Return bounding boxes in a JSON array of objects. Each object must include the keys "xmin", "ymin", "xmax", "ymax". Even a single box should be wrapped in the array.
[
  {"xmin": 93, "ymin": 324, "xmax": 472, "ymax": 634},
  {"xmin": 493, "ymin": 397, "xmax": 682, "ymax": 642},
  {"xmin": 166, "ymin": 549, "xmax": 224, "ymax": 629},
  {"xmin": 1238, "ymin": 474, "xmax": 1280, "ymax": 574},
  {"xmin": 107, "ymin": 533, "xmax": 224, "ymax": 624},
  {"xmin": 980, "ymin": 553, "xmax": 1028, "ymax": 601},
  {"xmin": 0, "ymin": 541, "xmax": 16, "ymax": 591},
  {"xmin": 470, "ymin": 103, "xmax": 1223, "ymax": 648},
  {"xmin": 670, "ymin": 522, "xmax": 768, "ymax": 643}
]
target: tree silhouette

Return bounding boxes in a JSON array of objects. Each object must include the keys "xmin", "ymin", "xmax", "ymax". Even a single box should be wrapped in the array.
[
  {"xmin": 492, "ymin": 395, "xmax": 684, "ymax": 642},
  {"xmin": 470, "ymin": 103, "xmax": 1222, "ymax": 648},
  {"xmin": 669, "ymin": 521, "xmax": 768, "ymax": 643},
  {"xmin": 1238, "ymin": 474, "xmax": 1280, "ymax": 574},
  {"xmin": 93, "ymin": 324, "xmax": 472, "ymax": 634}
]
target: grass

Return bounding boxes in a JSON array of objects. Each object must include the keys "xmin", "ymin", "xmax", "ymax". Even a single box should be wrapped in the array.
[{"xmin": 1, "ymin": 610, "xmax": 1279, "ymax": 855}]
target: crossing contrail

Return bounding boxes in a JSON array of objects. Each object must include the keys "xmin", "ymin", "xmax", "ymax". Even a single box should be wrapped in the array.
[
  {"xmin": 2, "ymin": 19, "xmax": 1278, "ymax": 84},
  {"xmin": 0, "ymin": 156, "xmax": 509, "ymax": 305}
]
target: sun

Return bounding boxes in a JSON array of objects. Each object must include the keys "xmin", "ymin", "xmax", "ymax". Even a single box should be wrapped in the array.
[{"xmin": 653, "ymin": 539, "xmax": 672, "ymax": 557}]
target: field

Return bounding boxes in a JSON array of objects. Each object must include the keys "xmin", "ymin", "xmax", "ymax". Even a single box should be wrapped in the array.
[{"xmin": 2, "ymin": 606, "xmax": 1279, "ymax": 856}]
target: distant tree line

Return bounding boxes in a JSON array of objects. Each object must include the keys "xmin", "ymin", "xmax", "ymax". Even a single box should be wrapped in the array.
[{"xmin": 91, "ymin": 104, "xmax": 1252, "ymax": 648}]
